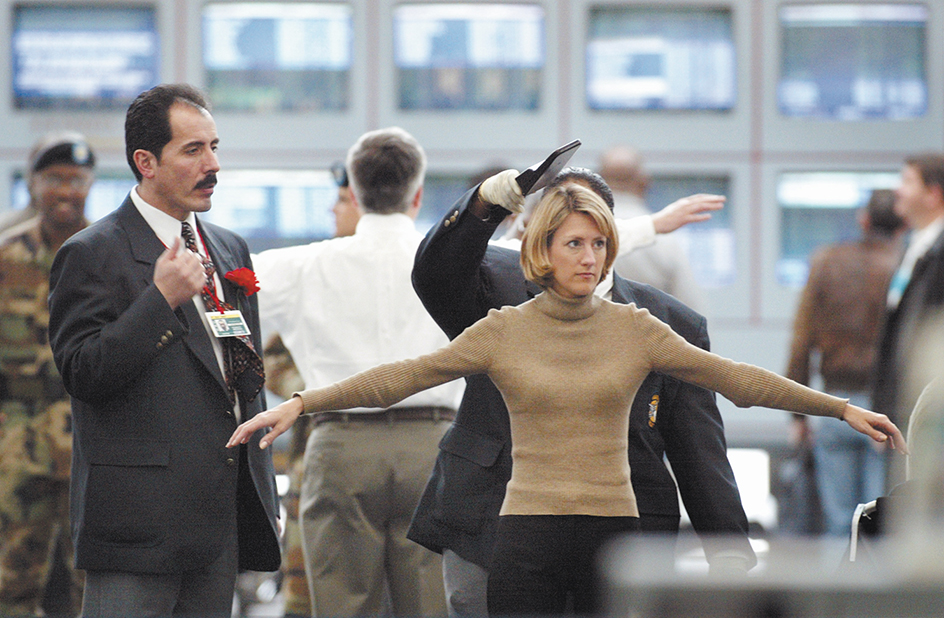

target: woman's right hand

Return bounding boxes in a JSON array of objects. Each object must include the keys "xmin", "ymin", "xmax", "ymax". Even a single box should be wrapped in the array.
[
  {"xmin": 226, "ymin": 394, "xmax": 304, "ymax": 450},
  {"xmin": 842, "ymin": 403, "xmax": 909, "ymax": 454}
]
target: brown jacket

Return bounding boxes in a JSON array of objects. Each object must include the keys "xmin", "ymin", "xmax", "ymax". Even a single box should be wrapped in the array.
[{"xmin": 787, "ymin": 234, "xmax": 902, "ymax": 392}]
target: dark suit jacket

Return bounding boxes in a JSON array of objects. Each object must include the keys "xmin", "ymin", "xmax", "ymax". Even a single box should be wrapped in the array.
[
  {"xmin": 48, "ymin": 196, "xmax": 281, "ymax": 574},
  {"xmin": 407, "ymin": 189, "xmax": 755, "ymax": 569},
  {"xmin": 874, "ymin": 228, "xmax": 944, "ymax": 427}
]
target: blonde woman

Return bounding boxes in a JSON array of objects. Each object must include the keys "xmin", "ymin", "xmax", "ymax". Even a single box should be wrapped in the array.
[{"xmin": 229, "ymin": 183, "xmax": 906, "ymax": 616}]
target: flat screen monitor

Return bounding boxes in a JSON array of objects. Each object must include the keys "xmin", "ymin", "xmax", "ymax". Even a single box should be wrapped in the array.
[
  {"xmin": 393, "ymin": 3, "xmax": 544, "ymax": 110},
  {"xmin": 585, "ymin": 6, "xmax": 736, "ymax": 111},
  {"xmin": 12, "ymin": 5, "xmax": 160, "ymax": 110},
  {"xmin": 649, "ymin": 175, "xmax": 735, "ymax": 288},
  {"xmin": 777, "ymin": 171, "xmax": 900, "ymax": 286},
  {"xmin": 203, "ymin": 3, "xmax": 352, "ymax": 112},
  {"xmin": 778, "ymin": 4, "xmax": 928, "ymax": 120}
]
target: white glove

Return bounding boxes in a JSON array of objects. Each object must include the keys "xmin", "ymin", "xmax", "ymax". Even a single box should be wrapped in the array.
[{"xmin": 479, "ymin": 169, "xmax": 525, "ymax": 214}]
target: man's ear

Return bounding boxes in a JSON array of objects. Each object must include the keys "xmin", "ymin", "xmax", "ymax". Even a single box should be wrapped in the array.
[
  {"xmin": 407, "ymin": 186, "xmax": 424, "ymax": 218},
  {"xmin": 929, "ymin": 182, "xmax": 944, "ymax": 205},
  {"xmin": 133, "ymin": 149, "xmax": 157, "ymax": 180}
]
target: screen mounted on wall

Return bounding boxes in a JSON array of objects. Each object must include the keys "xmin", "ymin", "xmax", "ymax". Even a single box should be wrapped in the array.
[
  {"xmin": 12, "ymin": 4, "xmax": 160, "ymax": 110},
  {"xmin": 203, "ymin": 2, "xmax": 352, "ymax": 112},
  {"xmin": 778, "ymin": 3, "xmax": 928, "ymax": 120},
  {"xmin": 585, "ymin": 6, "xmax": 736, "ymax": 111},
  {"xmin": 393, "ymin": 3, "xmax": 545, "ymax": 111}
]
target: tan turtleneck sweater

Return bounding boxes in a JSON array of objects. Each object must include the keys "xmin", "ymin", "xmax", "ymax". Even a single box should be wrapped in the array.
[{"xmin": 299, "ymin": 289, "xmax": 847, "ymax": 518}]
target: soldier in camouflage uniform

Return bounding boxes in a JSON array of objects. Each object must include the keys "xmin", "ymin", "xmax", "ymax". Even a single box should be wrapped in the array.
[{"xmin": 0, "ymin": 133, "xmax": 95, "ymax": 616}]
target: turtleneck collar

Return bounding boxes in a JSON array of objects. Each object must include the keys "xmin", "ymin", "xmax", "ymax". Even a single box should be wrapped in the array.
[{"xmin": 533, "ymin": 287, "xmax": 601, "ymax": 321}]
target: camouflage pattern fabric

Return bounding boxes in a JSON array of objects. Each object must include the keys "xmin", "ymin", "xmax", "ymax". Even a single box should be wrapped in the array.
[{"xmin": 0, "ymin": 221, "xmax": 83, "ymax": 616}]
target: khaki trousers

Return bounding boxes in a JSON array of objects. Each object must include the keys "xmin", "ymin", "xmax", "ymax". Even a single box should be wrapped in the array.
[{"xmin": 300, "ymin": 416, "xmax": 450, "ymax": 617}]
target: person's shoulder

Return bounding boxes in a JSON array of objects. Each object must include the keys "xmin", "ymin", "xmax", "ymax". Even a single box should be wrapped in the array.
[
  {"xmin": 616, "ymin": 277, "xmax": 706, "ymax": 333},
  {"xmin": 0, "ymin": 216, "xmax": 41, "ymax": 248},
  {"xmin": 61, "ymin": 210, "xmax": 122, "ymax": 251},
  {"xmin": 256, "ymin": 235, "xmax": 350, "ymax": 261},
  {"xmin": 812, "ymin": 240, "xmax": 858, "ymax": 263},
  {"xmin": 482, "ymin": 243, "xmax": 523, "ymax": 275}
]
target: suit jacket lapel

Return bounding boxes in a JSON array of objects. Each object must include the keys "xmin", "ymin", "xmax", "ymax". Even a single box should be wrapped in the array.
[
  {"xmin": 610, "ymin": 275, "xmax": 636, "ymax": 306},
  {"xmin": 118, "ymin": 201, "xmax": 229, "ymax": 394}
]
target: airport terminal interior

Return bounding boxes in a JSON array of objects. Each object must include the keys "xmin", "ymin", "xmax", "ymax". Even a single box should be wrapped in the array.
[{"xmin": 1, "ymin": 0, "xmax": 943, "ymax": 616}]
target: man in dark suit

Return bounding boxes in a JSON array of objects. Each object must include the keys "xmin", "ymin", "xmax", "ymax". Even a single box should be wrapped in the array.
[
  {"xmin": 47, "ymin": 84, "xmax": 280, "ymax": 618},
  {"xmin": 407, "ymin": 167, "xmax": 755, "ymax": 616},
  {"xmin": 874, "ymin": 153, "xmax": 944, "ymax": 485}
]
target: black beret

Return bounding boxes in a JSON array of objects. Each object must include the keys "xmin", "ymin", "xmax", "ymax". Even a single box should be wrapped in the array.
[{"xmin": 31, "ymin": 136, "xmax": 96, "ymax": 173}]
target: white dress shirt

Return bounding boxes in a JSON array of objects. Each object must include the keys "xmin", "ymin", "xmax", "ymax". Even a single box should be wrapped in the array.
[
  {"xmin": 129, "ymin": 187, "xmax": 241, "ymax": 420},
  {"xmin": 253, "ymin": 213, "xmax": 463, "ymax": 412}
]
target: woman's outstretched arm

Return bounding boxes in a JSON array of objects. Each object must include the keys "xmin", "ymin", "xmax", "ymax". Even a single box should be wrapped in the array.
[{"xmin": 227, "ymin": 309, "xmax": 502, "ymax": 450}]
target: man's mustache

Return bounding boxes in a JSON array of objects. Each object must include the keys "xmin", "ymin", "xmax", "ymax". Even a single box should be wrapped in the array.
[{"xmin": 195, "ymin": 173, "xmax": 217, "ymax": 190}]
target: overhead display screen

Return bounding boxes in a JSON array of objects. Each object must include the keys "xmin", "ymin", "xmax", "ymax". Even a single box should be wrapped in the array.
[
  {"xmin": 778, "ymin": 3, "xmax": 927, "ymax": 120},
  {"xmin": 586, "ymin": 6, "xmax": 736, "ymax": 111},
  {"xmin": 394, "ymin": 3, "xmax": 545, "ymax": 110},
  {"xmin": 12, "ymin": 5, "xmax": 160, "ymax": 110},
  {"xmin": 203, "ymin": 3, "xmax": 352, "ymax": 111}
]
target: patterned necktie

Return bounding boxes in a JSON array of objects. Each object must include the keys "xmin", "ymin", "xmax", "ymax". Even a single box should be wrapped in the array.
[{"xmin": 181, "ymin": 221, "xmax": 265, "ymax": 403}]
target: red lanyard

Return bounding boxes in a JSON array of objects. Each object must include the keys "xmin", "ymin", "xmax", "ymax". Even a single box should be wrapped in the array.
[{"xmin": 163, "ymin": 223, "xmax": 226, "ymax": 313}]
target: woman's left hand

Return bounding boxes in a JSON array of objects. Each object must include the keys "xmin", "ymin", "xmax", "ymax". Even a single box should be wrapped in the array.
[
  {"xmin": 226, "ymin": 395, "xmax": 304, "ymax": 450},
  {"xmin": 842, "ymin": 403, "xmax": 909, "ymax": 454}
]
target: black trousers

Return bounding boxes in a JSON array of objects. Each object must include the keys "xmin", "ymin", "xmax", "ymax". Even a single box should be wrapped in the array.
[{"xmin": 487, "ymin": 514, "xmax": 639, "ymax": 616}]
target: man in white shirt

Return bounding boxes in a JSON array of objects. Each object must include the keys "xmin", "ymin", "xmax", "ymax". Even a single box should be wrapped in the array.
[
  {"xmin": 875, "ymin": 152, "xmax": 944, "ymax": 485},
  {"xmin": 253, "ymin": 127, "xmax": 460, "ymax": 618},
  {"xmin": 599, "ymin": 145, "xmax": 705, "ymax": 312}
]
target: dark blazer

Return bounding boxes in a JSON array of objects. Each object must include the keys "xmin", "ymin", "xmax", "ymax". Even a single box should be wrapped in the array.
[
  {"xmin": 48, "ymin": 196, "xmax": 281, "ymax": 574},
  {"xmin": 407, "ymin": 189, "xmax": 755, "ymax": 569},
  {"xmin": 874, "ymin": 228, "xmax": 944, "ymax": 427}
]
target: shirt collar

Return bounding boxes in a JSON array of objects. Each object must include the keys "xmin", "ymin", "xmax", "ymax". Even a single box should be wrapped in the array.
[
  {"xmin": 595, "ymin": 269, "xmax": 615, "ymax": 300},
  {"xmin": 130, "ymin": 187, "xmax": 200, "ymax": 252},
  {"xmin": 354, "ymin": 212, "xmax": 417, "ymax": 235},
  {"xmin": 909, "ymin": 214, "xmax": 944, "ymax": 257}
]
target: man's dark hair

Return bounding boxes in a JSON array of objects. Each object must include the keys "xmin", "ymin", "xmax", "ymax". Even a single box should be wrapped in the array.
[
  {"xmin": 547, "ymin": 167, "xmax": 616, "ymax": 212},
  {"xmin": 125, "ymin": 84, "xmax": 211, "ymax": 182},
  {"xmin": 905, "ymin": 153, "xmax": 944, "ymax": 197},
  {"xmin": 865, "ymin": 189, "xmax": 904, "ymax": 236}
]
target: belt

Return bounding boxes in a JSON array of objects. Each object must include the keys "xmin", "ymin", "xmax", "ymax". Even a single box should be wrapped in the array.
[{"xmin": 311, "ymin": 407, "xmax": 456, "ymax": 427}]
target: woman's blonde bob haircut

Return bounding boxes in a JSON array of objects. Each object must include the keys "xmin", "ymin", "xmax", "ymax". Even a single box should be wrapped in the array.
[{"xmin": 520, "ymin": 183, "xmax": 619, "ymax": 289}]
